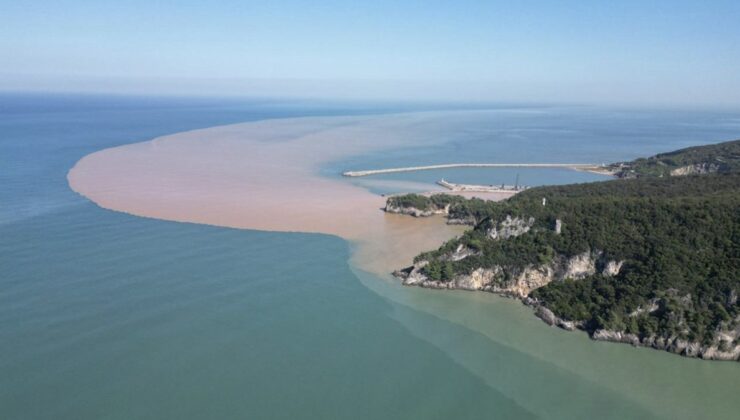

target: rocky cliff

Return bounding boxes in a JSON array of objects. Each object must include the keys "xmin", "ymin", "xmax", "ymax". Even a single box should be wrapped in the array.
[
  {"xmin": 608, "ymin": 138, "xmax": 740, "ymax": 178},
  {"xmin": 396, "ymin": 248, "xmax": 620, "ymax": 298},
  {"xmin": 384, "ymin": 202, "xmax": 450, "ymax": 217},
  {"xmin": 383, "ymin": 193, "xmax": 467, "ymax": 218},
  {"xmin": 392, "ymin": 208, "xmax": 739, "ymax": 361},
  {"xmin": 394, "ymin": 244, "xmax": 739, "ymax": 360},
  {"xmin": 386, "ymin": 149, "xmax": 739, "ymax": 361}
]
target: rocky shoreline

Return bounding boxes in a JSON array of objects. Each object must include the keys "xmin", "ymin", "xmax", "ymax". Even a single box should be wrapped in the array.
[
  {"xmin": 387, "ymin": 200, "xmax": 740, "ymax": 361},
  {"xmin": 529, "ymin": 299, "xmax": 739, "ymax": 361},
  {"xmin": 384, "ymin": 201, "xmax": 451, "ymax": 218},
  {"xmin": 384, "ymin": 200, "xmax": 476, "ymax": 225},
  {"xmin": 383, "ymin": 165, "xmax": 740, "ymax": 363},
  {"xmin": 393, "ymin": 257, "xmax": 740, "ymax": 361}
]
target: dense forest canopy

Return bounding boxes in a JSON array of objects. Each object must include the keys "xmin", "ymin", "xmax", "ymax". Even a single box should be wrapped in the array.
[
  {"xmin": 391, "ymin": 140, "xmax": 740, "ymax": 352},
  {"xmin": 386, "ymin": 193, "xmax": 465, "ymax": 211},
  {"xmin": 609, "ymin": 138, "xmax": 740, "ymax": 178}
]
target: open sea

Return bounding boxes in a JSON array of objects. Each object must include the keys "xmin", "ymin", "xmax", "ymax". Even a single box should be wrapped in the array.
[{"xmin": 1, "ymin": 93, "xmax": 739, "ymax": 419}]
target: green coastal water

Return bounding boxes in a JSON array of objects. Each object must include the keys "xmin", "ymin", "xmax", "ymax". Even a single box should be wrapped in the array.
[
  {"xmin": 2, "ymin": 209, "xmax": 535, "ymax": 419},
  {"xmin": 354, "ymin": 268, "xmax": 740, "ymax": 419},
  {"xmin": 1, "ymin": 95, "xmax": 738, "ymax": 419}
]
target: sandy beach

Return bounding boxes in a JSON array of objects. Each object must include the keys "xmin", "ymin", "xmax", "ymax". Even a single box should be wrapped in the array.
[{"xmin": 68, "ymin": 113, "xmax": 512, "ymax": 275}]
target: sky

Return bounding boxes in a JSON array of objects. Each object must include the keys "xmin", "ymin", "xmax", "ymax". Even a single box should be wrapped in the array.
[{"xmin": 1, "ymin": 0, "xmax": 739, "ymax": 105}]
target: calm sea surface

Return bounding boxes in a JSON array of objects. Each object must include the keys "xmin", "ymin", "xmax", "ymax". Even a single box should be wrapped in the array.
[{"xmin": 1, "ymin": 94, "xmax": 738, "ymax": 419}]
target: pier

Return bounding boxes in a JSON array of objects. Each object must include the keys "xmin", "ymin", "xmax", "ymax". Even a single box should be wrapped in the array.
[
  {"xmin": 436, "ymin": 179, "xmax": 527, "ymax": 193},
  {"xmin": 342, "ymin": 163, "xmax": 603, "ymax": 177}
]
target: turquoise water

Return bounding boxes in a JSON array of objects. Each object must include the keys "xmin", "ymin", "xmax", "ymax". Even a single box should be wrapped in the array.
[
  {"xmin": 2, "ymin": 210, "xmax": 531, "ymax": 419},
  {"xmin": 1, "ymin": 94, "xmax": 739, "ymax": 419},
  {"xmin": 327, "ymin": 107, "xmax": 740, "ymax": 193}
]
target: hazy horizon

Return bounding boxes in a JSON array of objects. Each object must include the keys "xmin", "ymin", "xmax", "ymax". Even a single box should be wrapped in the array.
[{"xmin": 2, "ymin": 1, "xmax": 739, "ymax": 106}]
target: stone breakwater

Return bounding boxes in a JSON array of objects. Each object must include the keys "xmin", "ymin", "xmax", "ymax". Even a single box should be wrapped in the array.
[
  {"xmin": 437, "ymin": 179, "xmax": 528, "ymax": 193},
  {"xmin": 343, "ymin": 163, "xmax": 602, "ymax": 177}
]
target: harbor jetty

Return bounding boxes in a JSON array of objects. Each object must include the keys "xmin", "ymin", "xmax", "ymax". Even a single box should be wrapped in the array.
[
  {"xmin": 436, "ymin": 179, "xmax": 527, "ymax": 193},
  {"xmin": 342, "ymin": 163, "xmax": 603, "ymax": 177}
]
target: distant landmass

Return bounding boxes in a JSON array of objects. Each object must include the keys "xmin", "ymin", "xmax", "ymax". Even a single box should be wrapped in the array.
[
  {"xmin": 605, "ymin": 138, "xmax": 740, "ymax": 178},
  {"xmin": 388, "ymin": 139, "xmax": 740, "ymax": 361}
]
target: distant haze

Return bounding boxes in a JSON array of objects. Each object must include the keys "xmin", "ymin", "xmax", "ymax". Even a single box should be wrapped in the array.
[{"xmin": 2, "ymin": 1, "xmax": 739, "ymax": 106}]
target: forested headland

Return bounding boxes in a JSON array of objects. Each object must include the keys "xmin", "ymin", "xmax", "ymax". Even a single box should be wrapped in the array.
[{"xmin": 389, "ymin": 139, "xmax": 740, "ymax": 360}]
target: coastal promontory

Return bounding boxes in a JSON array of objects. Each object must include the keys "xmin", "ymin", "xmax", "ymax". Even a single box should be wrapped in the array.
[{"xmin": 389, "ymin": 139, "xmax": 740, "ymax": 360}]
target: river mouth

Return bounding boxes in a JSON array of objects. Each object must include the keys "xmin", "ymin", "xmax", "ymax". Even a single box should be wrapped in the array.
[
  {"xmin": 67, "ymin": 113, "xmax": 513, "ymax": 271},
  {"xmin": 66, "ymin": 111, "xmax": 740, "ymax": 419}
]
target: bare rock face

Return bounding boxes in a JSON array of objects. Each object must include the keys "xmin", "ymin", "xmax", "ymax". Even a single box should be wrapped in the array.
[
  {"xmin": 398, "ymin": 250, "xmax": 621, "ymax": 299},
  {"xmin": 554, "ymin": 219, "xmax": 562, "ymax": 234},
  {"xmin": 534, "ymin": 306, "xmax": 578, "ymax": 331},
  {"xmin": 505, "ymin": 265, "xmax": 555, "ymax": 297},
  {"xmin": 498, "ymin": 252, "xmax": 616, "ymax": 297},
  {"xmin": 455, "ymin": 267, "xmax": 501, "ymax": 290},
  {"xmin": 669, "ymin": 162, "xmax": 721, "ymax": 176},
  {"xmin": 444, "ymin": 244, "xmax": 478, "ymax": 262},
  {"xmin": 602, "ymin": 260, "xmax": 624, "ymax": 276},
  {"xmin": 383, "ymin": 203, "xmax": 449, "ymax": 218},
  {"xmin": 397, "ymin": 262, "xmax": 501, "ymax": 291},
  {"xmin": 561, "ymin": 251, "xmax": 597, "ymax": 280},
  {"xmin": 592, "ymin": 329, "xmax": 740, "ymax": 361},
  {"xmin": 488, "ymin": 216, "xmax": 535, "ymax": 240},
  {"xmin": 629, "ymin": 299, "xmax": 659, "ymax": 317},
  {"xmin": 393, "ymin": 261, "xmax": 429, "ymax": 286},
  {"xmin": 447, "ymin": 216, "xmax": 478, "ymax": 226},
  {"xmin": 558, "ymin": 320, "xmax": 577, "ymax": 331},
  {"xmin": 394, "ymin": 256, "xmax": 740, "ymax": 360},
  {"xmin": 699, "ymin": 346, "xmax": 740, "ymax": 361},
  {"xmin": 535, "ymin": 306, "xmax": 557, "ymax": 325},
  {"xmin": 592, "ymin": 329, "xmax": 641, "ymax": 346},
  {"xmin": 393, "ymin": 209, "xmax": 739, "ymax": 361}
]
